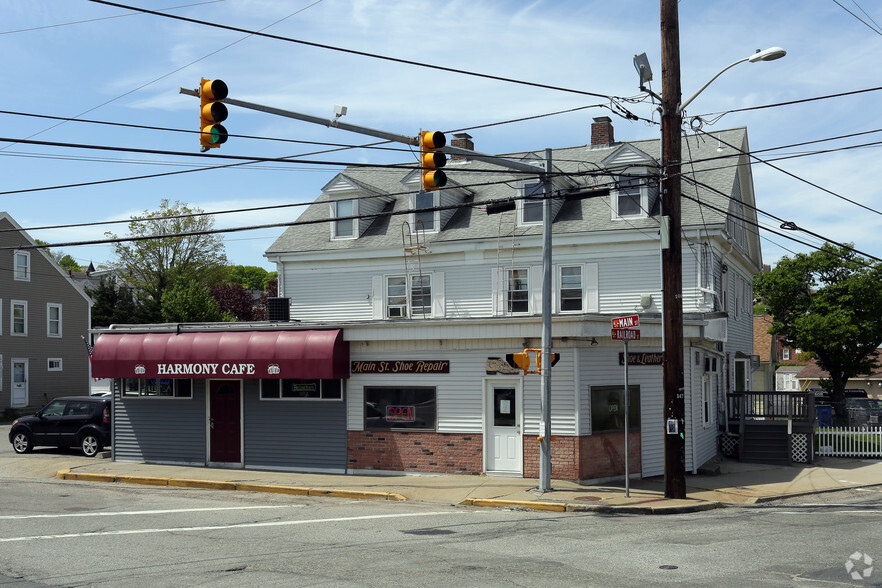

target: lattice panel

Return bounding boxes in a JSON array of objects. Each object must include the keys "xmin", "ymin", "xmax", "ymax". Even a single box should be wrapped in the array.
[
  {"xmin": 719, "ymin": 434, "xmax": 738, "ymax": 457},
  {"xmin": 791, "ymin": 433, "xmax": 809, "ymax": 463}
]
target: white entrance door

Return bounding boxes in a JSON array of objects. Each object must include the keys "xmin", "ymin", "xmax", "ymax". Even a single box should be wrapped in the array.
[
  {"xmin": 485, "ymin": 382, "xmax": 522, "ymax": 473},
  {"xmin": 11, "ymin": 359, "xmax": 28, "ymax": 408}
]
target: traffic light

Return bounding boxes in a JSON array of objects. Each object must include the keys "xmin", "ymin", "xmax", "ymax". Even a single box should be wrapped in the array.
[
  {"xmin": 420, "ymin": 130, "xmax": 447, "ymax": 191},
  {"xmin": 199, "ymin": 78, "xmax": 228, "ymax": 150},
  {"xmin": 505, "ymin": 348, "xmax": 559, "ymax": 374}
]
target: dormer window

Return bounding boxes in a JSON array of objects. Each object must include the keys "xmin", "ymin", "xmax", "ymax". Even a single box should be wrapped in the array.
[
  {"xmin": 413, "ymin": 192, "xmax": 437, "ymax": 232},
  {"xmin": 612, "ymin": 172, "xmax": 659, "ymax": 220},
  {"xmin": 519, "ymin": 182, "xmax": 544, "ymax": 225},
  {"xmin": 331, "ymin": 199, "xmax": 355, "ymax": 239}
]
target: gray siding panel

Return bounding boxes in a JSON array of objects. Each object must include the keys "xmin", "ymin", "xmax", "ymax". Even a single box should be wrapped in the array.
[
  {"xmin": 243, "ymin": 381, "xmax": 346, "ymax": 471},
  {"xmin": 112, "ymin": 383, "xmax": 206, "ymax": 464}
]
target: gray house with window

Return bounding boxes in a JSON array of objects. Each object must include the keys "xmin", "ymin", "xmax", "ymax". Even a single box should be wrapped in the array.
[
  {"xmin": 0, "ymin": 212, "xmax": 92, "ymax": 415},
  {"xmin": 91, "ymin": 118, "xmax": 761, "ymax": 481}
]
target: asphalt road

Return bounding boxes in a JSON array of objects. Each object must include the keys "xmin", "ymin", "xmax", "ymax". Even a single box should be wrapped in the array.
[{"xmin": 1, "ymin": 441, "xmax": 881, "ymax": 586}]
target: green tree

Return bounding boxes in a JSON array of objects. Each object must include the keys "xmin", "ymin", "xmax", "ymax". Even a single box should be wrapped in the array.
[
  {"xmin": 106, "ymin": 200, "xmax": 228, "ymax": 322},
  {"xmin": 227, "ymin": 265, "xmax": 272, "ymax": 290},
  {"xmin": 35, "ymin": 239, "xmax": 81, "ymax": 272},
  {"xmin": 86, "ymin": 275, "xmax": 140, "ymax": 327},
  {"xmin": 161, "ymin": 281, "xmax": 230, "ymax": 323},
  {"xmin": 754, "ymin": 243, "xmax": 882, "ymax": 420}
]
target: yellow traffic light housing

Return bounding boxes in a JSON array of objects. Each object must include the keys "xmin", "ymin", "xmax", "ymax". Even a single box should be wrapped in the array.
[
  {"xmin": 505, "ymin": 348, "xmax": 559, "ymax": 374},
  {"xmin": 420, "ymin": 130, "xmax": 447, "ymax": 191},
  {"xmin": 199, "ymin": 78, "xmax": 228, "ymax": 150}
]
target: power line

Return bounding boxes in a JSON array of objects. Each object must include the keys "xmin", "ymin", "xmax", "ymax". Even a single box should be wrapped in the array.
[
  {"xmin": 832, "ymin": 0, "xmax": 882, "ymax": 35},
  {"xmin": 692, "ymin": 85, "xmax": 882, "ymax": 120},
  {"xmin": 0, "ymin": 0, "xmax": 223, "ymax": 35},
  {"xmin": 87, "ymin": 0, "xmax": 644, "ymax": 119}
]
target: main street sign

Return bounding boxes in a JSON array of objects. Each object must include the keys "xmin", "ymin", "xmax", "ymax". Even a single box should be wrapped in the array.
[
  {"xmin": 611, "ymin": 328, "xmax": 641, "ymax": 341},
  {"xmin": 611, "ymin": 315, "xmax": 640, "ymax": 329}
]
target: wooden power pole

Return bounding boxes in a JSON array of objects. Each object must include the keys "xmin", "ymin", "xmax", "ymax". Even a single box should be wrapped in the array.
[{"xmin": 660, "ymin": 0, "xmax": 687, "ymax": 499}]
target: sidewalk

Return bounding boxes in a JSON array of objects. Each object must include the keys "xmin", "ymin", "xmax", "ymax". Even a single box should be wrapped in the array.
[{"xmin": 55, "ymin": 455, "xmax": 882, "ymax": 514}]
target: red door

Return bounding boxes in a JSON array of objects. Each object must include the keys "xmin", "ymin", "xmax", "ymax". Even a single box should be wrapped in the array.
[{"xmin": 209, "ymin": 381, "xmax": 241, "ymax": 463}]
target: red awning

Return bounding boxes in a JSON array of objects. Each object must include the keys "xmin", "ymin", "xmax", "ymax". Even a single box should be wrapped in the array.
[{"xmin": 91, "ymin": 330, "xmax": 349, "ymax": 380}]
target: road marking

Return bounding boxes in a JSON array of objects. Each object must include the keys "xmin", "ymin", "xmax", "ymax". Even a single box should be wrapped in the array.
[
  {"xmin": 0, "ymin": 505, "xmax": 304, "ymax": 520},
  {"xmin": 776, "ymin": 510, "xmax": 882, "ymax": 515},
  {"xmin": 0, "ymin": 511, "xmax": 464, "ymax": 543}
]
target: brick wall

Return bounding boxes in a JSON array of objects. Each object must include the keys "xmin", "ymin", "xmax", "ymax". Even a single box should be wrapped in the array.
[
  {"xmin": 578, "ymin": 431, "xmax": 642, "ymax": 480},
  {"xmin": 348, "ymin": 431, "xmax": 483, "ymax": 474},
  {"xmin": 523, "ymin": 432, "xmax": 642, "ymax": 480}
]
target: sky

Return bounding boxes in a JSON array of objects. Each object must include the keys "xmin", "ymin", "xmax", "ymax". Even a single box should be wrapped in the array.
[{"xmin": 2, "ymin": 0, "xmax": 881, "ymax": 272}]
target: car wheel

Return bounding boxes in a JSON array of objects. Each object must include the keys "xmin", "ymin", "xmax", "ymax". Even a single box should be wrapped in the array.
[
  {"xmin": 80, "ymin": 434, "xmax": 103, "ymax": 457},
  {"xmin": 11, "ymin": 431, "xmax": 33, "ymax": 454}
]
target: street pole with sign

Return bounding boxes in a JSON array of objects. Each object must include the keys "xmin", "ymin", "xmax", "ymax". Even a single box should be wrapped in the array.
[{"xmin": 611, "ymin": 315, "xmax": 640, "ymax": 497}]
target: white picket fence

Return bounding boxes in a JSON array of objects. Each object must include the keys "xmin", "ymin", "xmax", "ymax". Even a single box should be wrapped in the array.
[{"xmin": 816, "ymin": 426, "xmax": 882, "ymax": 458}]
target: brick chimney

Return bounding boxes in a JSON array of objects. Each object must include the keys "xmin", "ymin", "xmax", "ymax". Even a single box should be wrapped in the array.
[
  {"xmin": 450, "ymin": 132, "xmax": 474, "ymax": 161},
  {"xmin": 591, "ymin": 116, "xmax": 614, "ymax": 147}
]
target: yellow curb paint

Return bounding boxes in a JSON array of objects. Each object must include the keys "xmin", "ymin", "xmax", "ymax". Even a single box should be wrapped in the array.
[
  {"xmin": 117, "ymin": 476, "xmax": 169, "ymax": 486},
  {"xmin": 460, "ymin": 499, "xmax": 566, "ymax": 512},
  {"xmin": 235, "ymin": 484, "xmax": 310, "ymax": 496},
  {"xmin": 307, "ymin": 488, "xmax": 403, "ymax": 501},
  {"xmin": 168, "ymin": 479, "xmax": 237, "ymax": 491}
]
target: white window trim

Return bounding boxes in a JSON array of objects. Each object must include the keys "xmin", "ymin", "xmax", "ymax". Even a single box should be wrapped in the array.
[
  {"xmin": 411, "ymin": 192, "xmax": 439, "ymax": 233},
  {"xmin": 518, "ymin": 181, "xmax": 544, "ymax": 226},
  {"xmin": 611, "ymin": 170, "xmax": 652, "ymax": 220},
  {"xmin": 13, "ymin": 251, "xmax": 30, "ymax": 281},
  {"xmin": 330, "ymin": 199, "xmax": 357, "ymax": 240},
  {"xmin": 11, "ymin": 300, "xmax": 27, "ymax": 336},
  {"xmin": 48, "ymin": 358, "xmax": 63, "ymax": 371},
  {"xmin": 372, "ymin": 272, "xmax": 445, "ymax": 320},
  {"xmin": 47, "ymin": 303, "xmax": 62, "ymax": 338},
  {"xmin": 701, "ymin": 373, "xmax": 713, "ymax": 428},
  {"xmin": 384, "ymin": 273, "xmax": 433, "ymax": 319}
]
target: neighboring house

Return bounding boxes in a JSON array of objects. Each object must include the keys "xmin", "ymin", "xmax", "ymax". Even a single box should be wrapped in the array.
[
  {"xmin": 797, "ymin": 354, "xmax": 882, "ymax": 400},
  {"xmin": 90, "ymin": 118, "xmax": 762, "ymax": 481},
  {"xmin": 752, "ymin": 314, "xmax": 805, "ymax": 391},
  {"xmin": 0, "ymin": 212, "xmax": 93, "ymax": 415}
]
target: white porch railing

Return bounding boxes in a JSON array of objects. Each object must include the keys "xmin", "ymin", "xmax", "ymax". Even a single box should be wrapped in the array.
[{"xmin": 816, "ymin": 427, "xmax": 882, "ymax": 458}]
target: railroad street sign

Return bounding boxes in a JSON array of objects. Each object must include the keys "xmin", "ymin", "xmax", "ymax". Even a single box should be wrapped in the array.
[{"xmin": 611, "ymin": 328, "xmax": 641, "ymax": 341}]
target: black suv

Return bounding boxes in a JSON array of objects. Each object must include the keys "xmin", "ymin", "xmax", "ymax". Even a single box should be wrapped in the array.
[{"xmin": 9, "ymin": 396, "xmax": 111, "ymax": 457}]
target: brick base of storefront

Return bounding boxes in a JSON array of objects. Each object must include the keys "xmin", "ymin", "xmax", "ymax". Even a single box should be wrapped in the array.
[
  {"xmin": 523, "ymin": 431, "xmax": 642, "ymax": 481},
  {"xmin": 348, "ymin": 430, "xmax": 641, "ymax": 480},
  {"xmin": 347, "ymin": 431, "xmax": 484, "ymax": 475}
]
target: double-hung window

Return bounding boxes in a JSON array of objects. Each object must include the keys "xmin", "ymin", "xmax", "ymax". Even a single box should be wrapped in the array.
[
  {"xmin": 47, "ymin": 304, "xmax": 62, "ymax": 337},
  {"xmin": 520, "ymin": 182, "xmax": 543, "ymax": 224},
  {"xmin": 413, "ymin": 192, "xmax": 436, "ymax": 231},
  {"xmin": 11, "ymin": 301, "xmax": 26, "ymax": 336},
  {"xmin": 14, "ymin": 251, "xmax": 30, "ymax": 281},
  {"xmin": 559, "ymin": 266, "xmax": 583, "ymax": 312},
  {"xmin": 612, "ymin": 173, "xmax": 659, "ymax": 219},
  {"xmin": 331, "ymin": 199, "xmax": 355, "ymax": 239},
  {"xmin": 386, "ymin": 274, "xmax": 432, "ymax": 318},
  {"xmin": 505, "ymin": 268, "xmax": 530, "ymax": 314}
]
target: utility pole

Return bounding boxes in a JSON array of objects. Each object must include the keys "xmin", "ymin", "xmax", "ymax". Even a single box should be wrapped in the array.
[{"xmin": 660, "ymin": 0, "xmax": 687, "ymax": 499}]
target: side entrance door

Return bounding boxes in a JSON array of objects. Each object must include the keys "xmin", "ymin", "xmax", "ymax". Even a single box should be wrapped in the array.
[
  {"xmin": 208, "ymin": 380, "xmax": 242, "ymax": 465},
  {"xmin": 484, "ymin": 381, "xmax": 522, "ymax": 473},
  {"xmin": 11, "ymin": 359, "xmax": 28, "ymax": 408}
]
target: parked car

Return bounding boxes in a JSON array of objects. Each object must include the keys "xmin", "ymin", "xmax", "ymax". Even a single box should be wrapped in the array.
[{"xmin": 8, "ymin": 396, "xmax": 111, "ymax": 457}]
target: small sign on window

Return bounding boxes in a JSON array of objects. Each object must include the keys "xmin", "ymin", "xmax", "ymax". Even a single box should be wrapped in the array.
[{"xmin": 386, "ymin": 405, "xmax": 416, "ymax": 422}]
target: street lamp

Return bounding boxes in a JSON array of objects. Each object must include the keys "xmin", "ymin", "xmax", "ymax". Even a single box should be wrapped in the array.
[
  {"xmin": 634, "ymin": 43, "xmax": 785, "ymax": 498},
  {"xmin": 679, "ymin": 47, "xmax": 786, "ymax": 113}
]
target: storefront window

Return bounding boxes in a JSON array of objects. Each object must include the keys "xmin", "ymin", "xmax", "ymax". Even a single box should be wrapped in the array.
[
  {"xmin": 364, "ymin": 386, "xmax": 436, "ymax": 430},
  {"xmin": 590, "ymin": 385, "xmax": 640, "ymax": 433},
  {"xmin": 260, "ymin": 379, "xmax": 343, "ymax": 400},
  {"xmin": 122, "ymin": 378, "xmax": 192, "ymax": 398}
]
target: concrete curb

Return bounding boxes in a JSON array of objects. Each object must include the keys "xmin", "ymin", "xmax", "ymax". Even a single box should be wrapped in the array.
[
  {"xmin": 458, "ymin": 496, "xmax": 722, "ymax": 514},
  {"xmin": 56, "ymin": 469, "xmax": 407, "ymax": 502}
]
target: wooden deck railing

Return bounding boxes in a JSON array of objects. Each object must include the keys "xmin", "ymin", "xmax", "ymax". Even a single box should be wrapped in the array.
[{"xmin": 727, "ymin": 391, "xmax": 815, "ymax": 422}]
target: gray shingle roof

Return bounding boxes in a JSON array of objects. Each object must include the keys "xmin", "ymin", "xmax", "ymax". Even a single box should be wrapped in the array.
[{"xmin": 266, "ymin": 127, "xmax": 749, "ymax": 255}]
